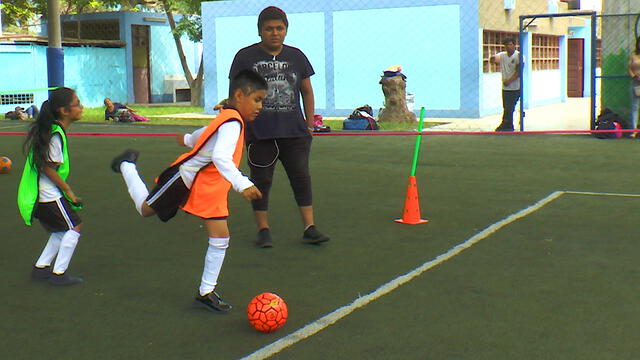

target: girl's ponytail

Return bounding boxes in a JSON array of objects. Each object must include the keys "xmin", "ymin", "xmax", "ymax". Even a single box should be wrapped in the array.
[{"xmin": 23, "ymin": 87, "xmax": 76, "ymax": 171}]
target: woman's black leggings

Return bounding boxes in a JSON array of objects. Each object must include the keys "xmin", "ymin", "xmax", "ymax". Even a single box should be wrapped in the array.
[{"xmin": 247, "ymin": 136, "xmax": 312, "ymax": 211}]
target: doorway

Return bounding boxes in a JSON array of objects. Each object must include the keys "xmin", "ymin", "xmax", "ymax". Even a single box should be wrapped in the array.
[
  {"xmin": 132, "ymin": 25, "xmax": 150, "ymax": 103},
  {"xmin": 567, "ymin": 38, "xmax": 584, "ymax": 98}
]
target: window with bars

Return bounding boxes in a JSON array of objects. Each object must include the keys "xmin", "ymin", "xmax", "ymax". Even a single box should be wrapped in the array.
[
  {"xmin": 531, "ymin": 34, "xmax": 560, "ymax": 70},
  {"xmin": 1, "ymin": 93, "xmax": 34, "ymax": 105},
  {"xmin": 62, "ymin": 20, "xmax": 120, "ymax": 40},
  {"xmin": 483, "ymin": 30, "xmax": 519, "ymax": 73}
]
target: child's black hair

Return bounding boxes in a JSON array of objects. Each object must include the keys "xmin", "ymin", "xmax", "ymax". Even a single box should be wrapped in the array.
[
  {"xmin": 23, "ymin": 87, "xmax": 76, "ymax": 171},
  {"xmin": 257, "ymin": 6, "xmax": 288, "ymax": 31},
  {"xmin": 228, "ymin": 69, "xmax": 268, "ymax": 98}
]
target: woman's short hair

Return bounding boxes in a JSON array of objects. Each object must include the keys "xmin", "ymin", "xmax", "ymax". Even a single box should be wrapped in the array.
[{"xmin": 257, "ymin": 6, "xmax": 288, "ymax": 30}]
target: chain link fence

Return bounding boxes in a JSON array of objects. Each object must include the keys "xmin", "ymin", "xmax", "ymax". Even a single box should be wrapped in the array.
[
  {"xmin": 598, "ymin": 13, "xmax": 640, "ymax": 131},
  {"xmin": 200, "ymin": 1, "xmax": 615, "ymax": 132}
]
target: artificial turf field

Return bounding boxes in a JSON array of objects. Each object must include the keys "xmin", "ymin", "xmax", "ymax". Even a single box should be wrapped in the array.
[{"xmin": 1, "ymin": 120, "xmax": 640, "ymax": 359}]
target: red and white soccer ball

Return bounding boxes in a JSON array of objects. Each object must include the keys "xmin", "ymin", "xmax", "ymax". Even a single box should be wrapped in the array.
[
  {"xmin": 0, "ymin": 156, "xmax": 12, "ymax": 174},
  {"xmin": 247, "ymin": 292, "xmax": 288, "ymax": 333}
]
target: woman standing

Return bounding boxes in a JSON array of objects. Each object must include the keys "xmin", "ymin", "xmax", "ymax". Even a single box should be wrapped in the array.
[
  {"xmin": 229, "ymin": 6, "xmax": 329, "ymax": 248},
  {"xmin": 627, "ymin": 37, "xmax": 640, "ymax": 137}
]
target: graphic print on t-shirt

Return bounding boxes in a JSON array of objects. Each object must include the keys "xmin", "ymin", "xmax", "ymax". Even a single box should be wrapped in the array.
[{"xmin": 253, "ymin": 60, "xmax": 297, "ymax": 111}]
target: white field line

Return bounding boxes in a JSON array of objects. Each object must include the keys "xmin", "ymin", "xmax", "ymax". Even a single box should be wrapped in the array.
[
  {"xmin": 240, "ymin": 190, "xmax": 581, "ymax": 360},
  {"xmin": 563, "ymin": 190, "xmax": 640, "ymax": 198},
  {"xmin": 0, "ymin": 124, "xmax": 27, "ymax": 130}
]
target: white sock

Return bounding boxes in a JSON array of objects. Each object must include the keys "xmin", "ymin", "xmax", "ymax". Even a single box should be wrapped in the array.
[
  {"xmin": 199, "ymin": 237, "xmax": 229, "ymax": 296},
  {"xmin": 53, "ymin": 230, "xmax": 81, "ymax": 274},
  {"xmin": 120, "ymin": 162, "xmax": 149, "ymax": 216},
  {"xmin": 35, "ymin": 232, "xmax": 64, "ymax": 267}
]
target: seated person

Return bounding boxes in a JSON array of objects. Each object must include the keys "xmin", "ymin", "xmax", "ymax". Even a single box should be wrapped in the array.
[
  {"xmin": 5, "ymin": 106, "xmax": 28, "ymax": 120},
  {"xmin": 23, "ymin": 105, "xmax": 39, "ymax": 118},
  {"xmin": 104, "ymin": 98, "xmax": 149, "ymax": 122}
]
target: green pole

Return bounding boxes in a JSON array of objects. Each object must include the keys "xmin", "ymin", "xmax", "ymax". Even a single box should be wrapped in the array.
[
  {"xmin": 410, "ymin": 107, "xmax": 426, "ymax": 177},
  {"xmin": 0, "ymin": 87, "xmax": 59, "ymax": 95}
]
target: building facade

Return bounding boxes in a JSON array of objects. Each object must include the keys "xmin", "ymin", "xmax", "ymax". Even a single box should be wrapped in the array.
[
  {"xmin": 201, "ymin": 0, "xmax": 597, "ymax": 119},
  {"xmin": 0, "ymin": 11, "xmax": 201, "ymax": 113}
]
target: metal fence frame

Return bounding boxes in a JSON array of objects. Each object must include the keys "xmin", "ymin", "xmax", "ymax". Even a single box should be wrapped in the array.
[
  {"xmin": 518, "ymin": 11, "xmax": 596, "ymax": 131},
  {"xmin": 596, "ymin": 13, "xmax": 640, "ymax": 130}
]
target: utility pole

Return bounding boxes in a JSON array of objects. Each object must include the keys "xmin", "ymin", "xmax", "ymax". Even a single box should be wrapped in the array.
[{"xmin": 46, "ymin": 0, "xmax": 64, "ymax": 89}]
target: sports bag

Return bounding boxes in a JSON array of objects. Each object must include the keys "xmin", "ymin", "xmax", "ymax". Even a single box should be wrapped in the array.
[
  {"xmin": 343, "ymin": 105, "xmax": 378, "ymax": 130},
  {"xmin": 594, "ymin": 108, "xmax": 623, "ymax": 139}
]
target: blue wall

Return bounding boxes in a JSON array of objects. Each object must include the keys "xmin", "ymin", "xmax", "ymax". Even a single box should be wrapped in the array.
[
  {"xmin": 0, "ymin": 43, "xmax": 126, "ymax": 113},
  {"xmin": 202, "ymin": 0, "xmax": 480, "ymax": 118},
  {"xmin": 150, "ymin": 26, "xmax": 201, "ymax": 103},
  {"xmin": 59, "ymin": 11, "xmax": 200, "ymax": 104},
  {"xmin": 0, "ymin": 44, "xmax": 49, "ymax": 114}
]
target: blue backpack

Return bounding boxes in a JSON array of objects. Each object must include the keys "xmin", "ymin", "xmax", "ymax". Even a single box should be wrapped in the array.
[{"xmin": 343, "ymin": 105, "xmax": 378, "ymax": 130}]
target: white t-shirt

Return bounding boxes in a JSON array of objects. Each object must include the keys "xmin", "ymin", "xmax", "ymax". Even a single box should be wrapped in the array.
[
  {"xmin": 497, "ymin": 50, "xmax": 520, "ymax": 91},
  {"xmin": 38, "ymin": 134, "xmax": 64, "ymax": 202},
  {"xmin": 180, "ymin": 121, "xmax": 254, "ymax": 192}
]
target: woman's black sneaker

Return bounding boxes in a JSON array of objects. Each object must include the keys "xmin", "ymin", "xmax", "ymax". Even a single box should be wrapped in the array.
[
  {"xmin": 302, "ymin": 225, "xmax": 330, "ymax": 244},
  {"xmin": 255, "ymin": 228, "xmax": 273, "ymax": 248}
]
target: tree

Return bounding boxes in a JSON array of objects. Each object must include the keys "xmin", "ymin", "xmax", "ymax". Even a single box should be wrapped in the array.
[
  {"xmin": 2, "ymin": 0, "xmax": 209, "ymax": 106},
  {"xmin": 161, "ymin": 0, "xmax": 209, "ymax": 107},
  {"xmin": 1, "ymin": 0, "xmax": 42, "ymax": 33}
]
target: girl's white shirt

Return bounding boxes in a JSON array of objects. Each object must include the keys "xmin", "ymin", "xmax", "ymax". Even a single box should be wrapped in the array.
[{"xmin": 39, "ymin": 134, "xmax": 64, "ymax": 202}]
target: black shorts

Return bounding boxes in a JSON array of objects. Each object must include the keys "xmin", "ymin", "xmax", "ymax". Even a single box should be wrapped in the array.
[
  {"xmin": 34, "ymin": 197, "xmax": 82, "ymax": 233},
  {"xmin": 146, "ymin": 165, "xmax": 190, "ymax": 222}
]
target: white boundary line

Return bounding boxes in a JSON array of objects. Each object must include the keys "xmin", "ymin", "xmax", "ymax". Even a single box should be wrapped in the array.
[
  {"xmin": 0, "ymin": 124, "xmax": 28, "ymax": 130},
  {"xmin": 240, "ymin": 190, "xmax": 640, "ymax": 360}
]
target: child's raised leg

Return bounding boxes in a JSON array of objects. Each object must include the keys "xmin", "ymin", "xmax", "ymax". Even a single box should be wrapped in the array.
[
  {"xmin": 194, "ymin": 219, "xmax": 232, "ymax": 313},
  {"xmin": 111, "ymin": 150, "xmax": 155, "ymax": 217}
]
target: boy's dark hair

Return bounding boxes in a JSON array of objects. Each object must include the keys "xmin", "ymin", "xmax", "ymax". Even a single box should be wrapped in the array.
[
  {"xmin": 503, "ymin": 37, "xmax": 516, "ymax": 46},
  {"xmin": 229, "ymin": 69, "xmax": 268, "ymax": 98},
  {"xmin": 257, "ymin": 6, "xmax": 288, "ymax": 30}
]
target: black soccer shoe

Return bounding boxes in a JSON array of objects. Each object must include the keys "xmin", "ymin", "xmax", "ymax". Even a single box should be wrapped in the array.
[
  {"xmin": 31, "ymin": 266, "xmax": 52, "ymax": 280},
  {"xmin": 302, "ymin": 225, "xmax": 330, "ymax": 244},
  {"xmin": 255, "ymin": 228, "xmax": 273, "ymax": 248},
  {"xmin": 111, "ymin": 149, "xmax": 139, "ymax": 173},
  {"xmin": 49, "ymin": 273, "xmax": 83, "ymax": 286},
  {"xmin": 195, "ymin": 291, "xmax": 232, "ymax": 313}
]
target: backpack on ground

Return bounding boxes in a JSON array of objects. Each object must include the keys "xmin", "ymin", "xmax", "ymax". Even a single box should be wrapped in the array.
[
  {"xmin": 343, "ymin": 105, "xmax": 378, "ymax": 130},
  {"xmin": 594, "ymin": 108, "xmax": 623, "ymax": 139}
]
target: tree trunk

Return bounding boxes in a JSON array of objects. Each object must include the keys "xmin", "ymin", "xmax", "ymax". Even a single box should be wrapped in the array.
[
  {"xmin": 378, "ymin": 75, "xmax": 416, "ymax": 123},
  {"xmin": 189, "ymin": 53, "xmax": 204, "ymax": 107},
  {"xmin": 166, "ymin": 10, "xmax": 203, "ymax": 106}
]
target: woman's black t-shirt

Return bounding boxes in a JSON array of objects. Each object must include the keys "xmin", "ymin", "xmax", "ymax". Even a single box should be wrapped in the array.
[{"xmin": 229, "ymin": 43, "xmax": 314, "ymax": 141}]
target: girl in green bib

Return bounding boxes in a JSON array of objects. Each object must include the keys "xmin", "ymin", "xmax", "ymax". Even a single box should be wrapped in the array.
[{"xmin": 17, "ymin": 87, "xmax": 84, "ymax": 286}]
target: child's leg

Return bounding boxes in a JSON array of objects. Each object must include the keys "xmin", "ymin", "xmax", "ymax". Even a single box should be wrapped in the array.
[
  {"xmin": 199, "ymin": 219, "xmax": 230, "ymax": 296},
  {"xmin": 120, "ymin": 162, "xmax": 155, "ymax": 216},
  {"xmin": 131, "ymin": 113, "xmax": 149, "ymax": 122},
  {"xmin": 35, "ymin": 232, "xmax": 64, "ymax": 267},
  {"xmin": 53, "ymin": 224, "xmax": 82, "ymax": 275}
]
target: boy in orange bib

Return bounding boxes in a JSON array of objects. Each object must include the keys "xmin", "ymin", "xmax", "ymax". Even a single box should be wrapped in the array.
[{"xmin": 111, "ymin": 70, "xmax": 266, "ymax": 312}]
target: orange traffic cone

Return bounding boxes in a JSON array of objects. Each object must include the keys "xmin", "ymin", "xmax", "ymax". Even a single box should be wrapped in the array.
[{"xmin": 394, "ymin": 176, "xmax": 428, "ymax": 224}]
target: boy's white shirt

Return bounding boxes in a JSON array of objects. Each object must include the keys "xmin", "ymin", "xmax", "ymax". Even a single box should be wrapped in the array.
[
  {"xmin": 39, "ymin": 133, "xmax": 64, "ymax": 201},
  {"xmin": 180, "ymin": 121, "xmax": 253, "ymax": 192}
]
